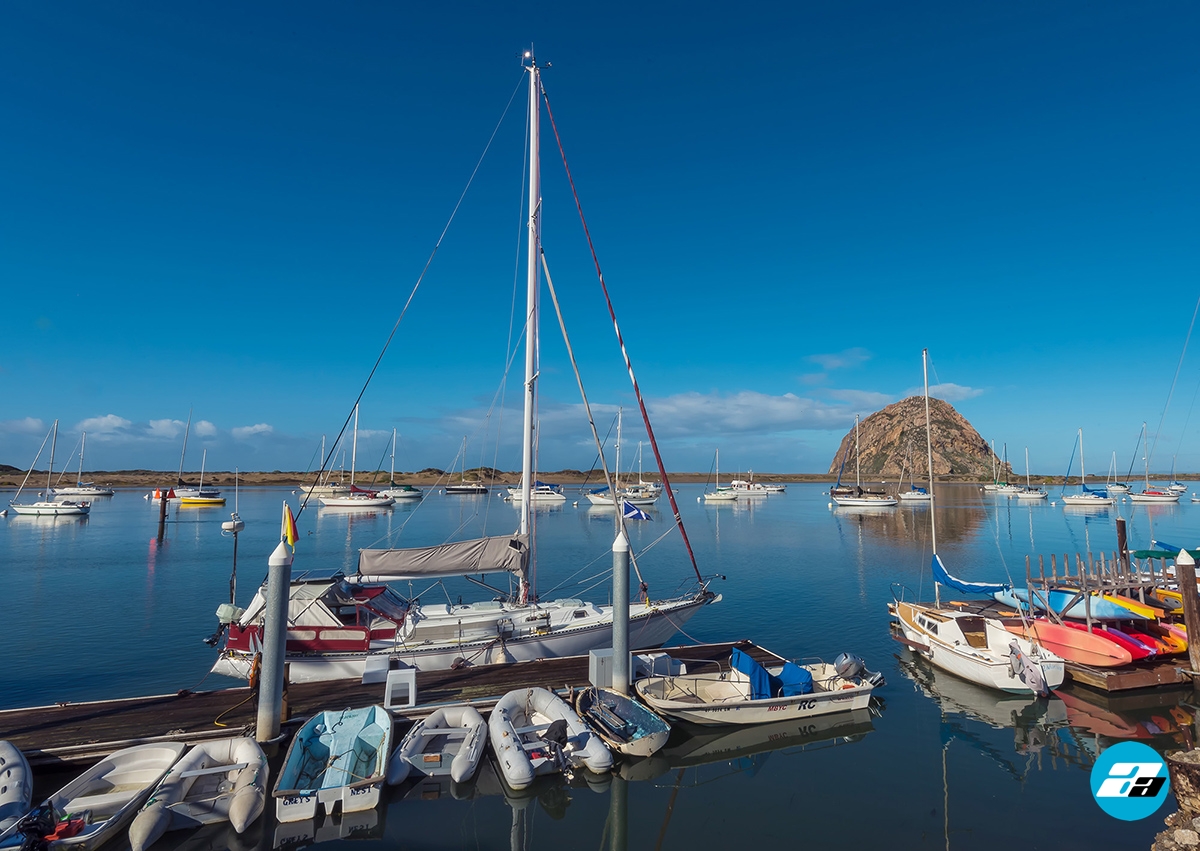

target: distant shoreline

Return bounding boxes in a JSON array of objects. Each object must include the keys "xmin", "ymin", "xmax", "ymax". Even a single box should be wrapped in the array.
[{"xmin": 1, "ymin": 468, "xmax": 1191, "ymax": 489}]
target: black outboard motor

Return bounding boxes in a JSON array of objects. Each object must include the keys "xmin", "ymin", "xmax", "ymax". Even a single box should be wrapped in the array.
[{"xmin": 540, "ymin": 718, "xmax": 572, "ymax": 771}]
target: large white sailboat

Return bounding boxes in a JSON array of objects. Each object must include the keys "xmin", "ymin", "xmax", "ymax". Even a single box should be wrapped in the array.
[
  {"xmin": 8, "ymin": 420, "xmax": 91, "ymax": 516},
  {"xmin": 1060, "ymin": 428, "xmax": 1113, "ymax": 506},
  {"xmin": 889, "ymin": 349, "xmax": 1063, "ymax": 695},
  {"xmin": 210, "ymin": 54, "xmax": 718, "ymax": 683},
  {"xmin": 319, "ymin": 406, "xmax": 395, "ymax": 508},
  {"xmin": 1128, "ymin": 422, "xmax": 1180, "ymax": 503}
]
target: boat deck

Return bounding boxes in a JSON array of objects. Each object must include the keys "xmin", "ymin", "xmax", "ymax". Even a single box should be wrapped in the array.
[{"xmin": 1, "ymin": 640, "xmax": 783, "ymax": 767}]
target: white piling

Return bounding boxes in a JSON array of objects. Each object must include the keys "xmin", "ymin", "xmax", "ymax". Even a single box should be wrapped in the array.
[
  {"xmin": 613, "ymin": 530, "xmax": 630, "ymax": 695},
  {"xmin": 256, "ymin": 540, "xmax": 293, "ymax": 742}
]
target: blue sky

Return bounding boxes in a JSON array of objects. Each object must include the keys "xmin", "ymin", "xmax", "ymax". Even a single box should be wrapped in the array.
[{"xmin": 3, "ymin": 2, "xmax": 1199, "ymax": 478}]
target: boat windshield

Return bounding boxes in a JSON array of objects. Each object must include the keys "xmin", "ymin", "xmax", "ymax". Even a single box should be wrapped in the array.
[{"xmin": 359, "ymin": 586, "xmax": 411, "ymax": 621}]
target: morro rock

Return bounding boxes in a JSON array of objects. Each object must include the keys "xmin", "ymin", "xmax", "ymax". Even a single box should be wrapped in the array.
[{"xmin": 828, "ymin": 397, "xmax": 1010, "ymax": 481}]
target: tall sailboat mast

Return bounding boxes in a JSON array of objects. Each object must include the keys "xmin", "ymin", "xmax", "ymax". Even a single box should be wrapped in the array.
[
  {"xmin": 518, "ymin": 50, "xmax": 542, "ymax": 602},
  {"xmin": 923, "ymin": 349, "xmax": 938, "ymax": 606},
  {"xmin": 350, "ymin": 404, "xmax": 359, "ymax": 488},
  {"xmin": 854, "ymin": 414, "xmax": 861, "ymax": 489}
]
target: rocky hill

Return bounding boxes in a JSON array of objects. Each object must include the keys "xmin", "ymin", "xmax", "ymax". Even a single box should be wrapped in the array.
[{"xmin": 828, "ymin": 396, "xmax": 1011, "ymax": 481}]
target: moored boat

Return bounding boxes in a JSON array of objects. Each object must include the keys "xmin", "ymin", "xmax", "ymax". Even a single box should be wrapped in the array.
[
  {"xmin": 273, "ymin": 706, "xmax": 392, "ymax": 823},
  {"xmin": 0, "ymin": 742, "xmax": 31, "ymax": 837},
  {"xmin": 128, "ymin": 737, "xmax": 267, "ymax": 851},
  {"xmin": 575, "ymin": 686, "xmax": 670, "ymax": 757},
  {"xmin": 0, "ymin": 742, "xmax": 185, "ymax": 851},
  {"xmin": 386, "ymin": 705, "xmax": 487, "ymax": 786},
  {"xmin": 488, "ymin": 687, "xmax": 612, "ymax": 790}
]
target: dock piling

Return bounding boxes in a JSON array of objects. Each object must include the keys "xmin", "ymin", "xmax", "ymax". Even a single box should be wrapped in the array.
[
  {"xmin": 256, "ymin": 539, "xmax": 293, "ymax": 742},
  {"xmin": 612, "ymin": 530, "xmax": 630, "ymax": 695},
  {"xmin": 1176, "ymin": 550, "xmax": 1200, "ymax": 684}
]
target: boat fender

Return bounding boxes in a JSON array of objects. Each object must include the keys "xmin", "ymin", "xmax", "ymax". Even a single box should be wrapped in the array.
[{"xmin": 248, "ymin": 653, "xmax": 262, "ymax": 691}]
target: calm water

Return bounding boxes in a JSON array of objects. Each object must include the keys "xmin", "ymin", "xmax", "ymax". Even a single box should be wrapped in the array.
[{"xmin": 4, "ymin": 483, "xmax": 1197, "ymax": 849}]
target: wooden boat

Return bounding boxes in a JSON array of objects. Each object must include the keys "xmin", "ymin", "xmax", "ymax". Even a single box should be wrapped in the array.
[
  {"xmin": 633, "ymin": 647, "xmax": 882, "ymax": 726},
  {"xmin": 0, "ymin": 741, "xmax": 32, "ymax": 836},
  {"xmin": 127, "ymin": 737, "xmax": 267, "ymax": 851},
  {"xmin": 575, "ymin": 686, "xmax": 671, "ymax": 757},
  {"xmin": 0, "ymin": 742, "xmax": 185, "ymax": 851},
  {"xmin": 488, "ymin": 687, "xmax": 612, "ymax": 791},
  {"xmin": 386, "ymin": 705, "xmax": 487, "ymax": 785},
  {"xmin": 273, "ymin": 705, "xmax": 392, "ymax": 823},
  {"xmin": 1000, "ymin": 618, "xmax": 1132, "ymax": 667}
]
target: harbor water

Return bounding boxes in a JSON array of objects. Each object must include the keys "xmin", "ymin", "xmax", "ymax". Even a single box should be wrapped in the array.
[{"xmin": 3, "ymin": 482, "xmax": 1195, "ymax": 849}]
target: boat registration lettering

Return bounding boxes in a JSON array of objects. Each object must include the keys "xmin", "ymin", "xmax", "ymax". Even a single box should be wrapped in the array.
[
  {"xmin": 349, "ymin": 785, "xmax": 373, "ymax": 796},
  {"xmin": 793, "ymin": 700, "xmax": 817, "ymax": 711},
  {"xmin": 283, "ymin": 794, "xmax": 312, "ymax": 806}
]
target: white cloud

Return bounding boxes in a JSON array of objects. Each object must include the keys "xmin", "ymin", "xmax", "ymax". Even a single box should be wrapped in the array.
[
  {"xmin": 147, "ymin": 419, "xmax": 186, "ymax": 439},
  {"xmin": 929, "ymin": 382, "xmax": 984, "ymax": 402},
  {"xmin": 806, "ymin": 348, "xmax": 871, "ymax": 371},
  {"xmin": 194, "ymin": 420, "xmax": 218, "ymax": 437},
  {"xmin": 0, "ymin": 417, "xmax": 46, "ymax": 434},
  {"xmin": 76, "ymin": 414, "xmax": 132, "ymax": 434},
  {"xmin": 825, "ymin": 388, "xmax": 895, "ymax": 410},
  {"xmin": 232, "ymin": 423, "xmax": 273, "ymax": 439}
]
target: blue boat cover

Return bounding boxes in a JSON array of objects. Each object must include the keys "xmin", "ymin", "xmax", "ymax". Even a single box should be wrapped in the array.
[
  {"xmin": 931, "ymin": 553, "xmax": 1010, "ymax": 596},
  {"xmin": 775, "ymin": 661, "xmax": 813, "ymax": 696},
  {"xmin": 1081, "ymin": 482, "xmax": 1108, "ymax": 496},
  {"xmin": 730, "ymin": 647, "xmax": 773, "ymax": 700},
  {"xmin": 909, "ymin": 485, "xmax": 928, "ymax": 494}
]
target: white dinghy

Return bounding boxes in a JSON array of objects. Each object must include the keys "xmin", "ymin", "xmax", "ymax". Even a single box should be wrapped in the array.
[
  {"xmin": 0, "ymin": 742, "xmax": 185, "ymax": 851},
  {"xmin": 0, "ymin": 742, "xmax": 32, "ymax": 837},
  {"xmin": 127, "ymin": 737, "xmax": 267, "ymax": 851},
  {"xmin": 634, "ymin": 647, "xmax": 883, "ymax": 726},
  {"xmin": 488, "ymin": 687, "xmax": 612, "ymax": 791},
  {"xmin": 273, "ymin": 706, "xmax": 392, "ymax": 823},
  {"xmin": 386, "ymin": 705, "xmax": 487, "ymax": 786}
]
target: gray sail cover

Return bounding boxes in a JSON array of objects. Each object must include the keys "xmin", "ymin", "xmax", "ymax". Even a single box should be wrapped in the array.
[{"xmin": 357, "ymin": 534, "xmax": 529, "ymax": 581}]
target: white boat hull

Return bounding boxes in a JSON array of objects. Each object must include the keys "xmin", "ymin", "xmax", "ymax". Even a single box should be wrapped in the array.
[
  {"xmin": 0, "ymin": 741, "xmax": 31, "ymax": 836},
  {"xmin": 8, "ymin": 501, "xmax": 90, "ymax": 516},
  {"xmin": 213, "ymin": 592, "xmax": 718, "ymax": 683}
]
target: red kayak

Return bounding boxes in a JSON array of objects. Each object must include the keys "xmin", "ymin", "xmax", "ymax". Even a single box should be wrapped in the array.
[{"xmin": 1060, "ymin": 621, "xmax": 1155, "ymax": 661}]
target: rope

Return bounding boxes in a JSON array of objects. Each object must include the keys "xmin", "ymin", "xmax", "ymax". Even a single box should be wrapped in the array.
[{"xmin": 294, "ymin": 73, "xmax": 526, "ymax": 525}]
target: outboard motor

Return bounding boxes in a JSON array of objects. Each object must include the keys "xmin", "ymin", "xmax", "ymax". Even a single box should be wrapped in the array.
[
  {"xmin": 834, "ymin": 652, "xmax": 886, "ymax": 688},
  {"xmin": 540, "ymin": 718, "xmax": 572, "ymax": 770}
]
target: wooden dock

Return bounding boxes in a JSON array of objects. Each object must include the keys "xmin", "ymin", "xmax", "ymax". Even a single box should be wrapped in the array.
[
  {"xmin": 1065, "ymin": 659, "xmax": 1193, "ymax": 692},
  {"xmin": 1, "ymin": 640, "xmax": 778, "ymax": 767}
]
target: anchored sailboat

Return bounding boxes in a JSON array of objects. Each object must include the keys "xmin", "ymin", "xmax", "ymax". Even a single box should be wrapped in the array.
[
  {"xmin": 55, "ymin": 431, "xmax": 114, "ymax": 497},
  {"xmin": 209, "ymin": 52, "xmax": 718, "ymax": 683},
  {"xmin": 9, "ymin": 420, "xmax": 91, "ymax": 516},
  {"xmin": 831, "ymin": 414, "xmax": 896, "ymax": 507}
]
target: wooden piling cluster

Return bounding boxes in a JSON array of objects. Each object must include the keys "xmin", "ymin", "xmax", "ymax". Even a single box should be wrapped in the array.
[{"xmin": 1022, "ymin": 548, "xmax": 1165, "ymax": 633}]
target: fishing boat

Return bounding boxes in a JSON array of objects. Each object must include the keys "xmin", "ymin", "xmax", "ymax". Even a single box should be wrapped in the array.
[
  {"xmin": 178, "ymin": 450, "xmax": 226, "ymax": 507},
  {"xmin": 127, "ymin": 737, "xmax": 267, "ymax": 851},
  {"xmin": 0, "ymin": 742, "xmax": 31, "ymax": 837},
  {"xmin": 1015, "ymin": 447, "xmax": 1047, "ymax": 500},
  {"xmin": 319, "ymin": 407, "xmax": 395, "ymax": 508},
  {"xmin": 889, "ymin": 350, "xmax": 1064, "ymax": 696},
  {"xmin": 8, "ymin": 420, "xmax": 91, "ymax": 517},
  {"xmin": 701, "ymin": 449, "xmax": 738, "ymax": 502},
  {"xmin": 575, "ymin": 686, "xmax": 671, "ymax": 757},
  {"xmin": 273, "ymin": 706, "xmax": 392, "ymax": 823},
  {"xmin": 488, "ymin": 687, "xmax": 612, "ymax": 791},
  {"xmin": 53, "ymin": 432, "xmax": 114, "ymax": 497},
  {"xmin": 0, "ymin": 742, "xmax": 185, "ymax": 851},
  {"xmin": 387, "ymin": 705, "xmax": 487, "ymax": 786},
  {"xmin": 633, "ymin": 646, "xmax": 882, "ymax": 726},
  {"xmin": 831, "ymin": 415, "xmax": 897, "ymax": 507},
  {"xmin": 1060, "ymin": 429, "xmax": 1113, "ymax": 506},
  {"xmin": 209, "ymin": 55, "xmax": 719, "ymax": 684}
]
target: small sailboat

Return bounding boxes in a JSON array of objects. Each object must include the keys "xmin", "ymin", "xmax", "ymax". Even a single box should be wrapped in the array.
[
  {"xmin": 1060, "ymin": 429, "xmax": 1113, "ymax": 506},
  {"xmin": 0, "ymin": 742, "xmax": 185, "ymax": 851},
  {"xmin": 831, "ymin": 415, "xmax": 896, "ymax": 507},
  {"xmin": 702, "ymin": 449, "xmax": 738, "ymax": 502},
  {"xmin": 889, "ymin": 349, "xmax": 1064, "ymax": 696},
  {"xmin": 445, "ymin": 436, "xmax": 489, "ymax": 494},
  {"xmin": 1105, "ymin": 449, "xmax": 1130, "ymax": 493},
  {"xmin": 897, "ymin": 437, "xmax": 931, "ymax": 501},
  {"xmin": 319, "ymin": 407, "xmax": 395, "ymax": 508},
  {"xmin": 378, "ymin": 429, "xmax": 423, "ymax": 501},
  {"xmin": 179, "ymin": 450, "xmax": 226, "ymax": 506},
  {"xmin": 488, "ymin": 687, "xmax": 612, "ymax": 791},
  {"xmin": 273, "ymin": 706, "xmax": 392, "ymax": 823},
  {"xmin": 127, "ymin": 737, "xmax": 267, "ymax": 851},
  {"xmin": 54, "ymin": 432, "xmax": 114, "ymax": 497},
  {"xmin": 575, "ymin": 686, "xmax": 671, "ymax": 757},
  {"xmin": 633, "ymin": 646, "xmax": 882, "ymax": 726},
  {"xmin": 587, "ymin": 409, "xmax": 660, "ymax": 508},
  {"xmin": 297, "ymin": 435, "xmax": 351, "ymax": 498},
  {"xmin": 386, "ymin": 705, "xmax": 487, "ymax": 786},
  {"xmin": 8, "ymin": 420, "xmax": 91, "ymax": 517},
  {"xmin": 1015, "ymin": 447, "xmax": 1047, "ymax": 500},
  {"xmin": 1129, "ymin": 422, "xmax": 1180, "ymax": 503}
]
